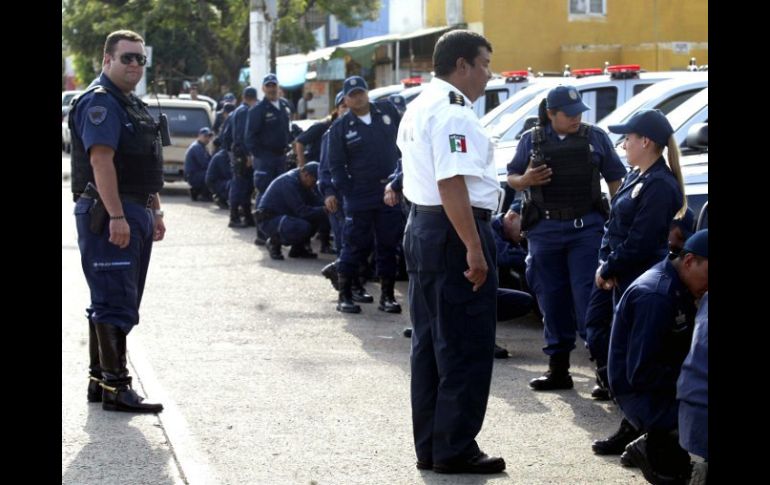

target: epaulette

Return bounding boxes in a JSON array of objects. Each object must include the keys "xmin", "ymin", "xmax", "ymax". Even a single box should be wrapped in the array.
[
  {"xmin": 448, "ymin": 91, "xmax": 465, "ymax": 107},
  {"xmin": 94, "ymin": 86, "xmax": 108, "ymax": 94}
]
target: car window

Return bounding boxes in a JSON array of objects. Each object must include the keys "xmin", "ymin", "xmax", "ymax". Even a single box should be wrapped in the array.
[
  {"xmin": 146, "ymin": 106, "xmax": 212, "ymax": 137},
  {"xmin": 655, "ymin": 90, "xmax": 701, "ymax": 115},
  {"xmin": 632, "ymin": 83, "xmax": 653, "ymax": 96},
  {"xmin": 484, "ymin": 89, "xmax": 508, "ymax": 114}
]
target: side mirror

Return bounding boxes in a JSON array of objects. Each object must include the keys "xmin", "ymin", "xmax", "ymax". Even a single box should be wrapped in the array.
[{"xmin": 685, "ymin": 122, "xmax": 708, "ymax": 151}]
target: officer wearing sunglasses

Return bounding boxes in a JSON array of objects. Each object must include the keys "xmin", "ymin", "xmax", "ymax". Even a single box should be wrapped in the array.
[{"xmin": 68, "ymin": 29, "xmax": 165, "ymax": 414}]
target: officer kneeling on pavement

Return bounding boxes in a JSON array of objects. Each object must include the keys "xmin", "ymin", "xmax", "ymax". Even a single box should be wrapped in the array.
[
  {"xmin": 608, "ymin": 229, "xmax": 708, "ymax": 484},
  {"xmin": 255, "ymin": 162, "xmax": 329, "ymax": 260}
]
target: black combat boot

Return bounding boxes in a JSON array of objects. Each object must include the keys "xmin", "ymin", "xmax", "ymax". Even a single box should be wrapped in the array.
[
  {"xmin": 378, "ymin": 278, "xmax": 402, "ymax": 313},
  {"xmin": 94, "ymin": 323, "xmax": 163, "ymax": 413},
  {"xmin": 242, "ymin": 206, "xmax": 255, "ymax": 227},
  {"xmin": 288, "ymin": 241, "xmax": 318, "ymax": 259},
  {"xmin": 591, "ymin": 365, "xmax": 611, "ymax": 400},
  {"xmin": 592, "ymin": 418, "xmax": 642, "ymax": 455},
  {"xmin": 529, "ymin": 352, "xmax": 573, "ymax": 390},
  {"xmin": 87, "ymin": 319, "xmax": 103, "ymax": 403},
  {"xmin": 214, "ymin": 194, "xmax": 229, "ymax": 209},
  {"xmin": 267, "ymin": 234, "xmax": 284, "ymax": 260},
  {"xmin": 321, "ymin": 261, "xmax": 340, "ymax": 290},
  {"xmin": 318, "ymin": 231, "xmax": 335, "ymax": 254},
  {"xmin": 337, "ymin": 275, "xmax": 362, "ymax": 313},
  {"xmin": 351, "ymin": 276, "xmax": 374, "ymax": 303},
  {"xmin": 623, "ymin": 432, "xmax": 691, "ymax": 485},
  {"xmin": 189, "ymin": 187, "xmax": 199, "ymax": 201},
  {"xmin": 228, "ymin": 206, "xmax": 245, "ymax": 228}
]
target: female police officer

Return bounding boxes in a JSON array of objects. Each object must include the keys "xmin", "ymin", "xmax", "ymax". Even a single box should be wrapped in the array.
[
  {"xmin": 591, "ymin": 108, "xmax": 688, "ymax": 455},
  {"xmin": 506, "ymin": 85, "xmax": 626, "ymax": 391}
]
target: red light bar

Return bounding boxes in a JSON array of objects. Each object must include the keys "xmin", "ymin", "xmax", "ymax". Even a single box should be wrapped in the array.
[
  {"xmin": 571, "ymin": 68, "xmax": 603, "ymax": 78},
  {"xmin": 401, "ymin": 77, "xmax": 423, "ymax": 86},
  {"xmin": 501, "ymin": 70, "xmax": 528, "ymax": 78},
  {"xmin": 606, "ymin": 64, "xmax": 641, "ymax": 73}
]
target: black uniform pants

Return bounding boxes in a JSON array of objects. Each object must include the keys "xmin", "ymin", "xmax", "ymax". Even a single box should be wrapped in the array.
[{"xmin": 404, "ymin": 205, "xmax": 497, "ymax": 464}]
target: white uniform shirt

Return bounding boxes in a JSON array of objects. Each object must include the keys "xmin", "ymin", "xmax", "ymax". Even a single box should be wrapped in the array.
[{"xmin": 397, "ymin": 77, "xmax": 502, "ymax": 211}]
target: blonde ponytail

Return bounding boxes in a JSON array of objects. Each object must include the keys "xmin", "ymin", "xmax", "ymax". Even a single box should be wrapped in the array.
[{"xmin": 666, "ymin": 136, "xmax": 687, "ymax": 219}]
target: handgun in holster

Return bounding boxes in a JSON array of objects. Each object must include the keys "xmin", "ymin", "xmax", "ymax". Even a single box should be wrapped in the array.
[{"xmin": 84, "ymin": 182, "xmax": 108, "ymax": 235}]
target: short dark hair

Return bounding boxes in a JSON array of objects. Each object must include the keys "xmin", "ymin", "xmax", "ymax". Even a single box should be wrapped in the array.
[
  {"xmin": 433, "ymin": 30, "xmax": 492, "ymax": 77},
  {"xmin": 104, "ymin": 30, "xmax": 144, "ymax": 56}
]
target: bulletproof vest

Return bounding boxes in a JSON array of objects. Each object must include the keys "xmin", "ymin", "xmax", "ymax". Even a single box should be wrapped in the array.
[
  {"xmin": 530, "ymin": 124, "xmax": 600, "ymax": 214},
  {"xmin": 70, "ymin": 84, "xmax": 164, "ymax": 196}
]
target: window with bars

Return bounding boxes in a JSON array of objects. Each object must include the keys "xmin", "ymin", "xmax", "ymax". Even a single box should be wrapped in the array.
[{"xmin": 569, "ymin": 0, "xmax": 606, "ymax": 16}]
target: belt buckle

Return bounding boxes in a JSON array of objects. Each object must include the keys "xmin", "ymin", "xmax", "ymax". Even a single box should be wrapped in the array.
[{"xmin": 574, "ymin": 218, "xmax": 584, "ymax": 228}]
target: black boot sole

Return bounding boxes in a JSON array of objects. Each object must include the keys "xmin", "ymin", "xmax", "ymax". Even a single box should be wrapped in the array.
[
  {"xmin": 102, "ymin": 402, "xmax": 164, "ymax": 413},
  {"xmin": 378, "ymin": 304, "xmax": 402, "ymax": 313},
  {"xmin": 337, "ymin": 305, "xmax": 361, "ymax": 314}
]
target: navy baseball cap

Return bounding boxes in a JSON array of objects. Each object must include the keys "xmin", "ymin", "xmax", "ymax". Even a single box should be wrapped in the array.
[
  {"xmin": 608, "ymin": 108, "xmax": 674, "ymax": 146},
  {"xmin": 343, "ymin": 76, "xmax": 368, "ymax": 96},
  {"xmin": 681, "ymin": 229, "xmax": 708, "ymax": 258},
  {"xmin": 671, "ymin": 207, "xmax": 695, "ymax": 239},
  {"xmin": 243, "ymin": 86, "xmax": 258, "ymax": 99},
  {"xmin": 334, "ymin": 90, "xmax": 345, "ymax": 107},
  {"xmin": 223, "ymin": 92, "xmax": 236, "ymax": 102},
  {"xmin": 302, "ymin": 161, "xmax": 320, "ymax": 179},
  {"xmin": 262, "ymin": 73, "xmax": 278, "ymax": 85},
  {"xmin": 546, "ymin": 85, "xmax": 590, "ymax": 116},
  {"xmin": 199, "ymin": 127, "xmax": 213, "ymax": 136}
]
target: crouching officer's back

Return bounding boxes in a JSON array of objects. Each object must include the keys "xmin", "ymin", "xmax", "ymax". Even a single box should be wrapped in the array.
[{"xmin": 255, "ymin": 162, "xmax": 328, "ymax": 260}]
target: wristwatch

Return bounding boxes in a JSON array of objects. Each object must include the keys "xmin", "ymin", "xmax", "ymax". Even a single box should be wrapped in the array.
[{"xmin": 153, "ymin": 209, "xmax": 164, "ymax": 218}]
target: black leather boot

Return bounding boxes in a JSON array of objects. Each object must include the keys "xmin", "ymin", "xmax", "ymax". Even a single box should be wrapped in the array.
[
  {"xmin": 321, "ymin": 261, "xmax": 340, "ymax": 290},
  {"xmin": 623, "ymin": 432, "xmax": 691, "ymax": 485},
  {"xmin": 95, "ymin": 323, "xmax": 163, "ymax": 413},
  {"xmin": 267, "ymin": 234, "xmax": 284, "ymax": 260},
  {"xmin": 288, "ymin": 241, "xmax": 318, "ymax": 259},
  {"xmin": 378, "ymin": 278, "xmax": 402, "ymax": 313},
  {"xmin": 591, "ymin": 365, "xmax": 611, "ymax": 400},
  {"xmin": 529, "ymin": 352, "xmax": 573, "ymax": 390},
  {"xmin": 228, "ymin": 206, "xmax": 245, "ymax": 228},
  {"xmin": 336, "ymin": 275, "xmax": 361, "ymax": 313},
  {"xmin": 242, "ymin": 205, "xmax": 255, "ymax": 227},
  {"xmin": 87, "ymin": 319, "xmax": 103, "ymax": 403},
  {"xmin": 351, "ymin": 276, "xmax": 374, "ymax": 303},
  {"xmin": 592, "ymin": 418, "xmax": 641, "ymax": 455}
]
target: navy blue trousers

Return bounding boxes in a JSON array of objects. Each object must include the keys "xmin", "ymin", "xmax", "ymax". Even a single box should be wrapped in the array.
[
  {"xmin": 338, "ymin": 204, "xmax": 403, "ymax": 279},
  {"xmin": 74, "ymin": 197, "xmax": 154, "ymax": 334},
  {"xmin": 404, "ymin": 206, "xmax": 497, "ymax": 464}
]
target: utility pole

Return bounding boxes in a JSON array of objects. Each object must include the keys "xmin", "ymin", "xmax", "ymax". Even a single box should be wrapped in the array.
[{"xmin": 250, "ymin": 0, "xmax": 277, "ymax": 90}]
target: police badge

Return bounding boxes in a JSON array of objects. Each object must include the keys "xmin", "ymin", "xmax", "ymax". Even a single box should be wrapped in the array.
[
  {"xmin": 383, "ymin": 114, "xmax": 391, "ymax": 125},
  {"xmin": 631, "ymin": 183, "xmax": 642, "ymax": 198}
]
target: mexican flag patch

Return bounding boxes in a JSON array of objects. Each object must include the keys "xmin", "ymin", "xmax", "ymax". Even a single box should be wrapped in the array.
[{"xmin": 449, "ymin": 134, "xmax": 467, "ymax": 153}]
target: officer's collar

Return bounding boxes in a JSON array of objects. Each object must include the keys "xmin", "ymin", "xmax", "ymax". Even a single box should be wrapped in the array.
[
  {"xmin": 97, "ymin": 73, "xmax": 136, "ymax": 104},
  {"xmin": 430, "ymin": 77, "xmax": 472, "ymax": 107}
]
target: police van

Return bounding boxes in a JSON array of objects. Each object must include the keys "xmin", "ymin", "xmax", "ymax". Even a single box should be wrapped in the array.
[
  {"xmin": 400, "ymin": 70, "xmax": 545, "ymax": 118},
  {"xmin": 489, "ymin": 67, "xmax": 704, "ymax": 184},
  {"xmin": 142, "ymin": 96, "xmax": 214, "ymax": 182}
]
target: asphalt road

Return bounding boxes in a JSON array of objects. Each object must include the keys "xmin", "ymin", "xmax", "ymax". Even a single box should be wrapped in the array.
[{"xmin": 62, "ymin": 158, "xmax": 646, "ymax": 484}]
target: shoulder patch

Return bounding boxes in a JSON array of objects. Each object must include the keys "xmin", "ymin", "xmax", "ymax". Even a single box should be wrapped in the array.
[
  {"xmin": 94, "ymin": 86, "xmax": 108, "ymax": 95},
  {"xmin": 449, "ymin": 134, "xmax": 467, "ymax": 153},
  {"xmin": 448, "ymin": 91, "xmax": 465, "ymax": 107},
  {"xmin": 87, "ymin": 106, "xmax": 108, "ymax": 125}
]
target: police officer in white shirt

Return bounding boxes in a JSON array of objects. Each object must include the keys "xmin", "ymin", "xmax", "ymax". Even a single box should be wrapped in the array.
[{"xmin": 397, "ymin": 29, "xmax": 505, "ymax": 475}]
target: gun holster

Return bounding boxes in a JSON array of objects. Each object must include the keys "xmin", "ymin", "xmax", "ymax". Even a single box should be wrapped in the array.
[
  {"xmin": 520, "ymin": 192, "xmax": 541, "ymax": 232},
  {"xmin": 596, "ymin": 193, "xmax": 611, "ymax": 220},
  {"xmin": 89, "ymin": 199, "xmax": 108, "ymax": 235}
]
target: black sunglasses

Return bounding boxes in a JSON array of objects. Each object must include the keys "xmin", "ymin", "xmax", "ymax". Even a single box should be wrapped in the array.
[{"xmin": 118, "ymin": 53, "xmax": 147, "ymax": 66}]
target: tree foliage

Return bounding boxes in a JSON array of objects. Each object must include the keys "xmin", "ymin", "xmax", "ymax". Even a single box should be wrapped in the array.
[{"xmin": 62, "ymin": 0, "xmax": 380, "ymax": 94}]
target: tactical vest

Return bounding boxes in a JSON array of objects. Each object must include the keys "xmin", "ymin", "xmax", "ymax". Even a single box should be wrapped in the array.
[
  {"xmin": 70, "ymin": 84, "xmax": 164, "ymax": 196},
  {"xmin": 530, "ymin": 124, "xmax": 601, "ymax": 219}
]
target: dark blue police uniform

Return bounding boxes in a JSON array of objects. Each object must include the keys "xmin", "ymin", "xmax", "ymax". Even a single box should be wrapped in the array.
[
  {"xmin": 245, "ymin": 97, "xmax": 292, "ymax": 197},
  {"xmin": 205, "ymin": 146, "xmax": 232, "ymax": 203},
  {"xmin": 226, "ymin": 100, "xmax": 256, "ymax": 225},
  {"xmin": 327, "ymin": 98, "xmax": 403, "ymax": 303},
  {"xmin": 508, "ymin": 123, "xmax": 625, "ymax": 359},
  {"xmin": 677, "ymin": 292, "xmax": 708, "ymax": 460},
  {"xmin": 296, "ymin": 119, "xmax": 332, "ymax": 164},
  {"xmin": 607, "ymin": 259, "xmax": 696, "ymax": 432},
  {"xmin": 184, "ymin": 138, "xmax": 211, "ymax": 193},
  {"xmin": 257, "ymin": 167, "xmax": 327, "ymax": 248},
  {"xmin": 318, "ymin": 130, "xmax": 346, "ymax": 251},
  {"xmin": 69, "ymin": 68, "xmax": 164, "ymax": 414}
]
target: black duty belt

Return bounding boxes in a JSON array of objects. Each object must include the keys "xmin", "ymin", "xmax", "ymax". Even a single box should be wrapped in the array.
[
  {"xmin": 414, "ymin": 204, "xmax": 492, "ymax": 221},
  {"xmin": 543, "ymin": 205, "xmax": 593, "ymax": 221},
  {"xmin": 75, "ymin": 191, "xmax": 153, "ymax": 208}
]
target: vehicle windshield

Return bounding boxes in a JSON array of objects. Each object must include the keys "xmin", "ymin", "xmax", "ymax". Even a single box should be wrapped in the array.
[{"xmin": 146, "ymin": 106, "xmax": 212, "ymax": 137}]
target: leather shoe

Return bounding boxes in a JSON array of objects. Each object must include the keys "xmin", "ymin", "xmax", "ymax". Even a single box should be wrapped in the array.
[
  {"xmin": 592, "ymin": 418, "xmax": 641, "ymax": 455},
  {"xmin": 619, "ymin": 450, "xmax": 635, "ymax": 467},
  {"xmin": 403, "ymin": 327, "xmax": 412, "ymax": 338},
  {"xmin": 623, "ymin": 434, "xmax": 690, "ymax": 485},
  {"xmin": 494, "ymin": 344, "xmax": 509, "ymax": 359},
  {"xmin": 591, "ymin": 384, "xmax": 611, "ymax": 400},
  {"xmin": 529, "ymin": 371, "xmax": 573, "ymax": 391},
  {"xmin": 433, "ymin": 451, "xmax": 506, "ymax": 474}
]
